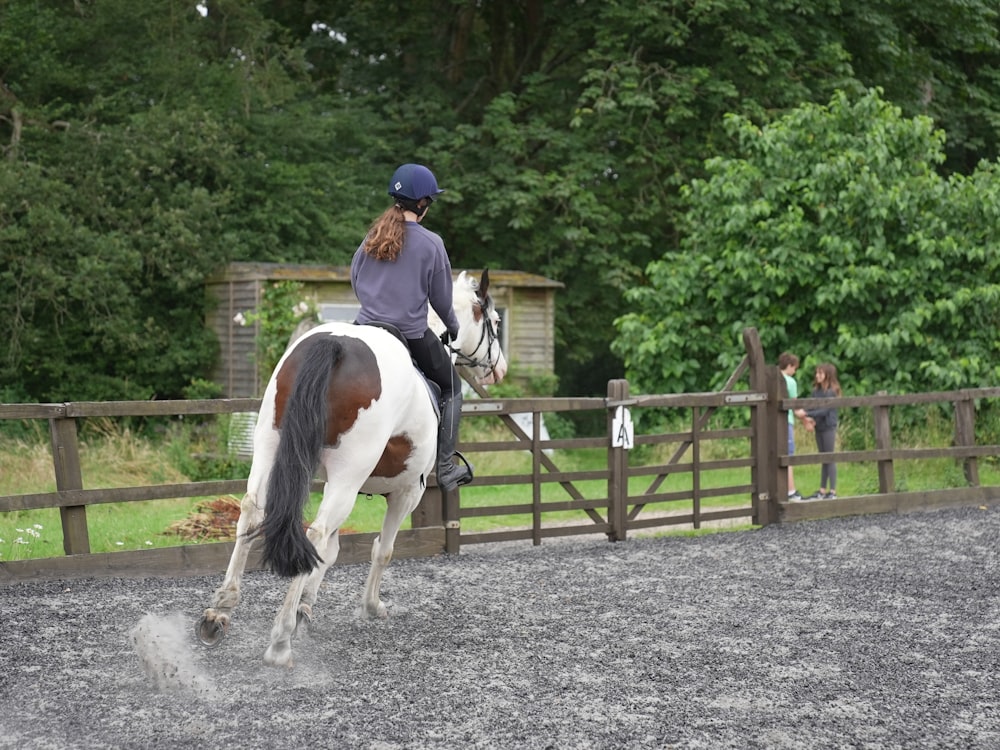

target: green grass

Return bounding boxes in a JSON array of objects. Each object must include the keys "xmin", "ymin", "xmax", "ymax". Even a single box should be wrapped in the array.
[{"xmin": 2, "ymin": 417, "xmax": 999, "ymax": 561}]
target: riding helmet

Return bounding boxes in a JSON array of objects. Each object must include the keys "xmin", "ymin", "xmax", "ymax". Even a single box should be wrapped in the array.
[{"xmin": 388, "ymin": 164, "xmax": 445, "ymax": 201}]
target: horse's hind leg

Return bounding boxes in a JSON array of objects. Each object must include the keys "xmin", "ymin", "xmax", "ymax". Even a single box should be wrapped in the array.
[
  {"xmin": 295, "ymin": 530, "xmax": 343, "ymax": 633},
  {"xmin": 360, "ymin": 484, "xmax": 423, "ymax": 619},
  {"xmin": 264, "ymin": 572, "xmax": 310, "ymax": 668},
  {"xmin": 196, "ymin": 490, "xmax": 263, "ymax": 646},
  {"xmin": 263, "ymin": 520, "xmax": 344, "ymax": 667},
  {"xmin": 264, "ymin": 481, "xmax": 359, "ymax": 667}
]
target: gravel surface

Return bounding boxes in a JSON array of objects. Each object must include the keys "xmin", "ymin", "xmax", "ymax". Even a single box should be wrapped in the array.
[{"xmin": 2, "ymin": 505, "xmax": 1000, "ymax": 749}]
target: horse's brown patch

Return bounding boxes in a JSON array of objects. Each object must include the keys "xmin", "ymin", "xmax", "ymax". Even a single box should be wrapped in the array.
[
  {"xmin": 374, "ymin": 434, "xmax": 415, "ymax": 478},
  {"xmin": 273, "ymin": 334, "xmax": 413, "ymax": 478}
]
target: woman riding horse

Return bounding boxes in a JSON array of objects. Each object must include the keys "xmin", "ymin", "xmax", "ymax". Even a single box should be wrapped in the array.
[{"xmin": 351, "ymin": 163, "xmax": 472, "ymax": 491}]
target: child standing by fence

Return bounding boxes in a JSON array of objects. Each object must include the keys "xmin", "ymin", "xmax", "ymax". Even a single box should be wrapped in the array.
[
  {"xmin": 779, "ymin": 352, "xmax": 810, "ymax": 501},
  {"xmin": 804, "ymin": 363, "xmax": 842, "ymax": 500}
]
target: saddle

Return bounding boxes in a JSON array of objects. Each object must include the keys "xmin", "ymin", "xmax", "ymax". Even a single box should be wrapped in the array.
[{"xmin": 359, "ymin": 321, "xmax": 442, "ymax": 417}]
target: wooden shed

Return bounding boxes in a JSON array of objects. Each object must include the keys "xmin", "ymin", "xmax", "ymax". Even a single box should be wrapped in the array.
[{"xmin": 206, "ymin": 261, "xmax": 563, "ymax": 398}]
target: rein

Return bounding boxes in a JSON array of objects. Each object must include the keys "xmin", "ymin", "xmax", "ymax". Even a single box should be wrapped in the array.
[{"xmin": 449, "ymin": 300, "xmax": 500, "ymax": 380}]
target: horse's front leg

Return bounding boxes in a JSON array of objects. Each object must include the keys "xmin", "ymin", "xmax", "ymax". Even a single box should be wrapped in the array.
[
  {"xmin": 196, "ymin": 490, "xmax": 262, "ymax": 646},
  {"xmin": 360, "ymin": 485, "xmax": 423, "ymax": 619}
]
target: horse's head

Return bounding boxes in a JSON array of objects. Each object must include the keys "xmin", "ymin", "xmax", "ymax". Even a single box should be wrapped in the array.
[{"xmin": 450, "ymin": 269, "xmax": 508, "ymax": 385}]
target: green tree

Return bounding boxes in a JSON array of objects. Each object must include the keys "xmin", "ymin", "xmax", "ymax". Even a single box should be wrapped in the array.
[
  {"xmin": 0, "ymin": 106, "xmax": 235, "ymax": 400},
  {"xmin": 613, "ymin": 89, "xmax": 1000, "ymax": 395},
  {"xmin": 417, "ymin": 0, "xmax": 1000, "ymax": 395},
  {"xmin": 0, "ymin": 0, "xmax": 382, "ymax": 400},
  {"xmin": 3, "ymin": 1, "xmax": 1000, "ymax": 402}
]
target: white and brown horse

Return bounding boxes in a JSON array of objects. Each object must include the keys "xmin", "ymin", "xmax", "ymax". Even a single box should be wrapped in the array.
[{"xmin": 197, "ymin": 269, "xmax": 506, "ymax": 667}]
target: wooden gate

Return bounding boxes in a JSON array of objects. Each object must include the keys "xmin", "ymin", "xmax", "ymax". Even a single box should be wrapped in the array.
[
  {"xmin": 4, "ymin": 327, "xmax": 1000, "ymax": 583},
  {"xmin": 411, "ymin": 328, "xmax": 772, "ymax": 553}
]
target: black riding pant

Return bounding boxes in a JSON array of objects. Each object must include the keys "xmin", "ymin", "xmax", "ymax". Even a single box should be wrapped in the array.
[{"xmin": 407, "ymin": 328, "xmax": 459, "ymax": 401}]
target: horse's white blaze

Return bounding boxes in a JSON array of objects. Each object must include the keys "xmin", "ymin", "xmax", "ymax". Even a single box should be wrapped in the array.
[{"xmin": 429, "ymin": 270, "xmax": 508, "ymax": 385}]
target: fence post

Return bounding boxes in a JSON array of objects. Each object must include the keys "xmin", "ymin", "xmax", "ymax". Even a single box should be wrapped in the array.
[
  {"xmin": 874, "ymin": 392, "xmax": 895, "ymax": 494},
  {"xmin": 691, "ymin": 406, "xmax": 702, "ymax": 528},
  {"xmin": 756, "ymin": 366, "xmax": 784, "ymax": 525},
  {"xmin": 955, "ymin": 394, "xmax": 980, "ymax": 487},
  {"xmin": 775, "ymin": 368, "xmax": 791, "ymax": 502},
  {"xmin": 607, "ymin": 379, "xmax": 629, "ymax": 542},
  {"xmin": 49, "ymin": 415, "xmax": 90, "ymax": 555},
  {"xmin": 531, "ymin": 409, "xmax": 543, "ymax": 546},
  {"xmin": 743, "ymin": 328, "xmax": 773, "ymax": 525},
  {"xmin": 411, "ymin": 487, "xmax": 443, "ymax": 530},
  {"xmin": 442, "ymin": 486, "xmax": 461, "ymax": 554}
]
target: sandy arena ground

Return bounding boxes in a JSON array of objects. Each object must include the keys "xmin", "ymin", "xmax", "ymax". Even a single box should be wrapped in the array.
[{"xmin": 2, "ymin": 505, "xmax": 999, "ymax": 749}]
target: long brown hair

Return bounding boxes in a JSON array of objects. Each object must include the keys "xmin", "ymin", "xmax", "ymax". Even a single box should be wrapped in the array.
[
  {"xmin": 363, "ymin": 197, "xmax": 432, "ymax": 261},
  {"xmin": 362, "ymin": 205, "xmax": 407, "ymax": 261},
  {"xmin": 813, "ymin": 363, "xmax": 842, "ymax": 396}
]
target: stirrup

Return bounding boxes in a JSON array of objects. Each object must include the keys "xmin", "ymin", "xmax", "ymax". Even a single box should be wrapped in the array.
[{"xmin": 451, "ymin": 451, "xmax": 474, "ymax": 487}]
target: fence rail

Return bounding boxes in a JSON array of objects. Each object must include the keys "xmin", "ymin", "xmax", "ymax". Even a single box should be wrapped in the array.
[{"xmin": 3, "ymin": 327, "xmax": 1000, "ymax": 583}]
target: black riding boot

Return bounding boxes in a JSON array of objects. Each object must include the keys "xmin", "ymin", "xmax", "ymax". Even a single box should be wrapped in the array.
[{"xmin": 436, "ymin": 391, "xmax": 473, "ymax": 491}]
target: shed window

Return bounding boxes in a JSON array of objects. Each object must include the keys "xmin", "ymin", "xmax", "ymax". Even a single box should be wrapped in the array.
[
  {"xmin": 495, "ymin": 306, "xmax": 509, "ymax": 356},
  {"xmin": 320, "ymin": 303, "xmax": 361, "ymax": 323},
  {"xmin": 320, "ymin": 303, "xmax": 508, "ymax": 354}
]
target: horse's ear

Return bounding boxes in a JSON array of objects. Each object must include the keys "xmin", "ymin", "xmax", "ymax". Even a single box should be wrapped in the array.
[{"xmin": 479, "ymin": 268, "xmax": 490, "ymax": 297}]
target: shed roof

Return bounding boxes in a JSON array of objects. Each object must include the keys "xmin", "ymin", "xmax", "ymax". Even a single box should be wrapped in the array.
[{"xmin": 208, "ymin": 262, "xmax": 563, "ymax": 289}]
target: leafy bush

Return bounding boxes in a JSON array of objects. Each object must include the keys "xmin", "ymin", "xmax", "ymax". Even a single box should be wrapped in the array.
[
  {"xmin": 614, "ymin": 89, "xmax": 1000, "ymax": 397},
  {"xmin": 235, "ymin": 281, "xmax": 319, "ymax": 384},
  {"xmin": 163, "ymin": 419, "xmax": 251, "ymax": 483}
]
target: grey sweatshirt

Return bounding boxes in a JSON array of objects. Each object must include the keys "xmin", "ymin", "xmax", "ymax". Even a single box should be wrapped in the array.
[{"xmin": 351, "ymin": 221, "xmax": 461, "ymax": 339}]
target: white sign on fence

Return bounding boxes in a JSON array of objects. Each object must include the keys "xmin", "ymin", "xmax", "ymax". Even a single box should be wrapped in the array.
[{"xmin": 611, "ymin": 405, "xmax": 634, "ymax": 450}]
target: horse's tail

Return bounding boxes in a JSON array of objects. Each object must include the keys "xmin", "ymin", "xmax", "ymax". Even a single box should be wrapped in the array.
[{"xmin": 257, "ymin": 336, "xmax": 342, "ymax": 577}]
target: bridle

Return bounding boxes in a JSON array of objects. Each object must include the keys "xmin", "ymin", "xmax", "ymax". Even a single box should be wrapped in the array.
[{"xmin": 448, "ymin": 298, "xmax": 501, "ymax": 381}]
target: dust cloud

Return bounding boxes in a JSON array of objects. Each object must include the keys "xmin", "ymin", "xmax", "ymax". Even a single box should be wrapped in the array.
[{"xmin": 129, "ymin": 612, "xmax": 218, "ymax": 698}]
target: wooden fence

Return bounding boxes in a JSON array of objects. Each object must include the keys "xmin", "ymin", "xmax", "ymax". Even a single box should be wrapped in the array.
[{"xmin": 2, "ymin": 328, "xmax": 999, "ymax": 583}]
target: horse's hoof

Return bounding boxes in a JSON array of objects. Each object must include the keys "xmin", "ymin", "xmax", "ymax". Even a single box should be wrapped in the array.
[
  {"xmin": 195, "ymin": 614, "xmax": 227, "ymax": 648},
  {"xmin": 263, "ymin": 643, "xmax": 294, "ymax": 669},
  {"xmin": 359, "ymin": 601, "xmax": 389, "ymax": 620}
]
